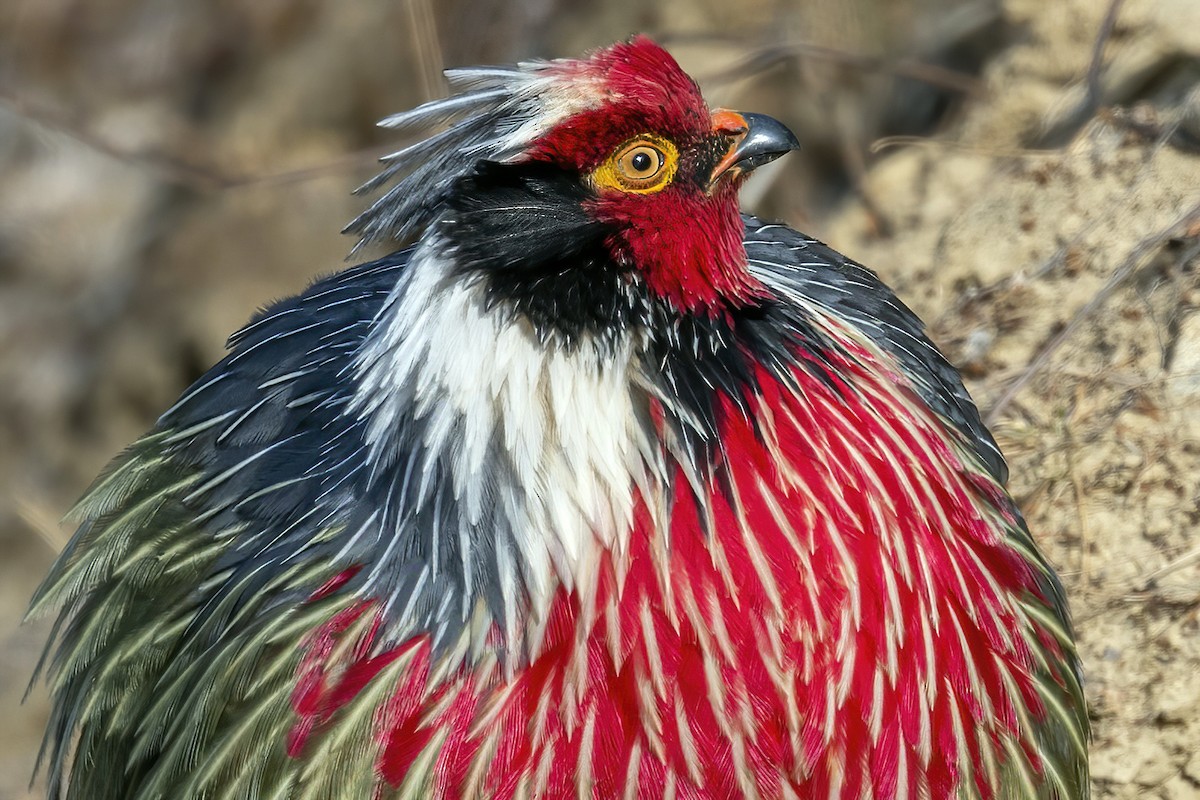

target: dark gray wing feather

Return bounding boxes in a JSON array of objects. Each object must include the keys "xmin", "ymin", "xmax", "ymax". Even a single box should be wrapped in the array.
[{"xmin": 742, "ymin": 214, "xmax": 1008, "ymax": 483}]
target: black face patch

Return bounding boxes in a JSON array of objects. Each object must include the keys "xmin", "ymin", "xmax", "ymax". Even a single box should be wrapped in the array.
[
  {"xmin": 677, "ymin": 133, "xmax": 734, "ymax": 190},
  {"xmin": 441, "ymin": 161, "xmax": 643, "ymax": 346}
]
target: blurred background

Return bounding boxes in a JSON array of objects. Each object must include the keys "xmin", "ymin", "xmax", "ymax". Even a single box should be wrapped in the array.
[{"xmin": 2, "ymin": 0, "xmax": 1198, "ymax": 797}]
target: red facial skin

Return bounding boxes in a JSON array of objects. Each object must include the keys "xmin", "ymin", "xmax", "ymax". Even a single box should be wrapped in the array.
[{"xmin": 526, "ymin": 36, "xmax": 766, "ymax": 314}]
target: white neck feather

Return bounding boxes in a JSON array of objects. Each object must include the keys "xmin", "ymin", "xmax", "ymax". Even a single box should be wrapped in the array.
[{"xmin": 351, "ymin": 242, "xmax": 655, "ymax": 641}]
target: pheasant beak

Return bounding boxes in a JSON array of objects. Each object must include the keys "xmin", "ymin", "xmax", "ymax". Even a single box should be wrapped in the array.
[{"xmin": 709, "ymin": 110, "xmax": 800, "ymax": 188}]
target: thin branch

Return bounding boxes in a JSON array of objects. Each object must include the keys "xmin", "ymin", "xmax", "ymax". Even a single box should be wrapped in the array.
[
  {"xmin": 1084, "ymin": 0, "xmax": 1126, "ymax": 116},
  {"xmin": 0, "ymin": 88, "xmax": 388, "ymax": 192},
  {"xmin": 16, "ymin": 495, "xmax": 69, "ymax": 555},
  {"xmin": 405, "ymin": 0, "xmax": 446, "ymax": 103},
  {"xmin": 869, "ymin": 135, "xmax": 1060, "ymax": 158},
  {"xmin": 934, "ymin": 118, "xmax": 1186, "ymax": 327},
  {"xmin": 700, "ymin": 42, "xmax": 984, "ymax": 96},
  {"xmin": 1135, "ymin": 543, "xmax": 1200, "ymax": 592},
  {"xmin": 984, "ymin": 199, "xmax": 1200, "ymax": 426}
]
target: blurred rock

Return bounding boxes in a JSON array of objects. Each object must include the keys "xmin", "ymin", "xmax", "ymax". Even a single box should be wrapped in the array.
[{"xmin": 1162, "ymin": 776, "xmax": 1200, "ymax": 800}]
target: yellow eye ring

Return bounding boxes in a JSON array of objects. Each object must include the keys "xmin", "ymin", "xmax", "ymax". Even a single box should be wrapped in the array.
[{"xmin": 591, "ymin": 135, "xmax": 679, "ymax": 194}]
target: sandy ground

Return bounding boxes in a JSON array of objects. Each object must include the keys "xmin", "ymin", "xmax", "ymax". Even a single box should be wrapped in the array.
[{"xmin": 1, "ymin": 0, "xmax": 1198, "ymax": 797}]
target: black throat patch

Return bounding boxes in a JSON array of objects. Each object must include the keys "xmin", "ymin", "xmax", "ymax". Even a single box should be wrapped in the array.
[{"xmin": 441, "ymin": 161, "xmax": 643, "ymax": 347}]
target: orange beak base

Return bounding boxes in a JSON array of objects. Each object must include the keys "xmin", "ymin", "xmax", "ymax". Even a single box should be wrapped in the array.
[{"xmin": 709, "ymin": 110, "xmax": 800, "ymax": 187}]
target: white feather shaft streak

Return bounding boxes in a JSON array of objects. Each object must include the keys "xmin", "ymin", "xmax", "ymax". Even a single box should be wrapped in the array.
[{"xmin": 377, "ymin": 89, "xmax": 510, "ymax": 130}]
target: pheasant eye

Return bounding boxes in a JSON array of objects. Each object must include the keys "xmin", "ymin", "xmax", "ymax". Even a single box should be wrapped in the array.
[
  {"xmin": 592, "ymin": 135, "xmax": 679, "ymax": 194},
  {"xmin": 621, "ymin": 146, "xmax": 661, "ymax": 179}
]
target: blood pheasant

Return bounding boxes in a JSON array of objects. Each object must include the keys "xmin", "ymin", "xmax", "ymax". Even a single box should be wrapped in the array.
[{"xmin": 30, "ymin": 36, "xmax": 1088, "ymax": 799}]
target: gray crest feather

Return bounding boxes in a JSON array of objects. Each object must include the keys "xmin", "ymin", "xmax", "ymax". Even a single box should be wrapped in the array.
[{"xmin": 344, "ymin": 61, "xmax": 598, "ymax": 250}]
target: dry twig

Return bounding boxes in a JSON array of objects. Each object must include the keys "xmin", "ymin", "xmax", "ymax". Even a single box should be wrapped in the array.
[
  {"xmin": 1083, "ymin": 0, "xmax": 1126, "ymax": 119},
  {"xmin": 700, "ymin": 41, "xmax": 985, "ymax": 96},
  {"xmin": 15, "ymin": 495, "xmax": 69, "ymax": 555},
  {"xmin": 0, "ymin": 88, "xmax": 389, "ymax": 193},
  {"xmin": 984, "ymin": 199, "xmax": 1200, "ymax": 426}
]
